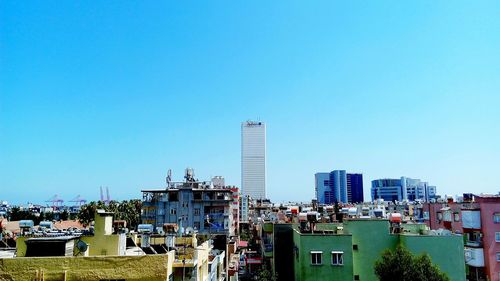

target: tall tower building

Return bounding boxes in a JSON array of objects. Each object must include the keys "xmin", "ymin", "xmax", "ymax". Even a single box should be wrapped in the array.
[
  {"xmin": 241, "ymin": 121, "xmax": 266, "ymax": 200},
  {"xmin": 315, "ymin": 170, "xmax": 364, "ymax": 204}
]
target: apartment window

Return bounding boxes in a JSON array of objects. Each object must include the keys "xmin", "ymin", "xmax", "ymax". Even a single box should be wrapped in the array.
[
  {"xmin": 170, "ymin": 208, "xmax": 176, "ymax": 215},
  {"xmin": 437, "ymin": 212, "xmax": 443, "ymax": 221},
  {"xmin": 194, "ymin": 222, "xmax": 200, "ymax": 230},
  {"xmin": 497, "ymin": 253, "xmax": 500, "ymax": 262},
  {"xmin": 496, "ymin": 232, "xmax": 500, "ymax": 242},
  {"xmin": 310, "ymin": 251, "xmax": 323, "ymax": 265},
  {"xmin": 494, "ymin": 213, "xmax": 500, "ymax": 223},
  {"xmin": 331, "ymin": 251, "xmax": 344, "ymax": 265},
  {"xmin": 194, "ymin": 208, "xmax": 200, "ymax": 216},
  {"xmin": 169, "ymin": 192, "xmax": 178, "ymax": 202}
]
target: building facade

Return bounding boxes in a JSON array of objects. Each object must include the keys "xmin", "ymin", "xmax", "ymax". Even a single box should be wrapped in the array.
[
  {"xmin": 417, "ymin": 195, "xmax": 500, "ymax": 281},
  {"xmin": 315, "ymin": 170, "xmax": 364, "ymax": 204},
  {"xmin": 142, "ymin": 175, "xmax": 239, "ymax": 237},
  {"xmin": 274, "ymin": 220, "xmax": 466, "ymax": 281},
  {"xmin": 371, "ymin": 177, "xmax": 436, "ymax": 202},
  {"xmin": 241, "ymin": 121, "xmax": 266, "ymax": 200}
]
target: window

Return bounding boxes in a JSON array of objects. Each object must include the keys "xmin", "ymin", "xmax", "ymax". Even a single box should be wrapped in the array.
[
  {"xmin": 497, "ymin": 252, "xmax": 500, "ymax": 262},
  {"xmin": 354, "ymin": 275, "xmax": 360, "ymax": 280},
  {"xmin": 353, "ymin": 245, "xmax": 358, "ymax": 250},
  {"xmin": 194, "ymin": 208, "xmax": 200, "ymax": 216},
  {"xmin": 170, "ymin": 208, "xmax": 176, "ymax": 215},
  {"xmin": 437, "ymin": 212, "xmax": 443, "ymax": 221},
  {"xmin": 310, "ymin": 251, "xmax": 323, "ymax": 265},
  {"xmin": 454, "ymin": 213, "xmax": 460, "ymax": 222},
  {"xmin": 194, "ymin": 192, "xmax": 202, "ymax": 200},
  {"xmin": 331, "ymin": 251, "xmax": 344, "ymax": 265},
  {"xmin": 494, "ymin": 213, "xmax": 500, "ymax": 223},
  {"xmin": 496, "ymin": 232, "xmax": 500, "ymax": 243},
  {"xmin": 169, "ymin": 192, "xmax": 178, "ymax": 202},
  {"xmin": 194, "ymin": 222, "xmax": 200, "ymax": 230},
  {"xmin": 423, "ymin": 211, "xmax": 429, "ymax": 220}
]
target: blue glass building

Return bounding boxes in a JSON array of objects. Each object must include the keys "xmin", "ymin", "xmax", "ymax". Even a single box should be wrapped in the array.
[{"xmin": 315, "ymin": 170, "xmax": 364, "ymax": 204}]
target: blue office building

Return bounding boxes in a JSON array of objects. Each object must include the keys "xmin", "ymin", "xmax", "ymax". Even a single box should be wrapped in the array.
[
  {"xmin": 347, "ymin": 173, "xmax": 364, "ymax": 203},
  {"xmin": 315, "ymin": 170, "xmax": 364, "ymax": 204},
  {"xmin": 371, "ymin": 177, "xmax": 437, "ymax": 202}
]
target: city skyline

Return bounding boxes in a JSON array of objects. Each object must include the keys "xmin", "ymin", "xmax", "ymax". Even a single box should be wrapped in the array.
[{"xmin": 1, "ymin": 1, "xmax": 499, "ymax": 204}]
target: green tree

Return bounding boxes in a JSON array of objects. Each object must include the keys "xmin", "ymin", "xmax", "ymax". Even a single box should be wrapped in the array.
[
  {"xmin": 77, "ymin": 201, "xmax": 100, "ymax": 227},
  {"xmin": 77, "ymin": 200, "xmax": 142, "ymax": 229},
  {"xmin": 256, "ymin": 263, "xmax": 277, "ymax": 281},
  {"xmin": 374, "ymin": 245, "xmax": 449, "ymax": 281},
  {"xmin": 59, "ymin": 210, "xmax": 69, "ymax": 220}
]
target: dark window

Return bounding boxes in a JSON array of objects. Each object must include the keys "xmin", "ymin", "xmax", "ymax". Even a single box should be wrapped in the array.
[
  {"xmin": 193, "ymin": 192, "xmax": 202, "ymax": 200},
  {"xmin": 331, "ymin": 252, "xmax": 343, "ymax": 265},
  {"xmin": 354, "ymin": 275, "xmax": 360, "ymax": 280},
  {"xmin": 353, "ymin": 244, "xmax": 358, "ymax": 250},
  {"xmin": 169, "ymin": 192, "xmax": 178, "ymax": 202},
  {"xmin": 310, "ymin": 252, "xmax": 322, "ymax": 265}
]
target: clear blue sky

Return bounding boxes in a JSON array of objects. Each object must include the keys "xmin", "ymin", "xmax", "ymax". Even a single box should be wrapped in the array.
[{"xmin": 1, "ymin": 1, "xmax": 499, "ymax": 205}]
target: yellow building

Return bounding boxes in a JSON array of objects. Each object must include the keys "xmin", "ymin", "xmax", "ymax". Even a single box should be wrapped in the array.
[{"xmin": 1, "ymin": 210, "xmax": 175, "ymax": 281}]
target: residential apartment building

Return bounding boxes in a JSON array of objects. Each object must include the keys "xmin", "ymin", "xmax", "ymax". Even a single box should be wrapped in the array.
[
  {"xmin": 416, "ymin": 194, "xmax": 500, "ymax": 281},
  {"xmin": 371, "ymin": 177, "xmax": 436, "ymax": 202},
  {"xmin": 274, "ymin": 219, "xmax": 466, "ymax": 281},
  {"xmin": 142, "ymin": 171, "xmax": 239, "ymax": 237},
  {"xmin": 315, "ymin": 170, "xmax": 364, "ymax": 204},
  {"xmin": 241, "ymin": 121, "xmax": 266, "ymax": 200},
  {"xmin": 240, "ymin": 194, "xmax": 252, "ymax": 223},
  {"xmin": 1, "ymin": 209, "xmax": 227, "ymax": 281},
  {"xmin": 0, "ymin": 210, "xmax": 176, "ymax": 281}
]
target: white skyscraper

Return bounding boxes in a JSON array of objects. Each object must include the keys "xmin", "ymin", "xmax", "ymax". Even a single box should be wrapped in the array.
[{"xmin": 241, "ymin": 121, "xmax": 266, "ymax": 200}]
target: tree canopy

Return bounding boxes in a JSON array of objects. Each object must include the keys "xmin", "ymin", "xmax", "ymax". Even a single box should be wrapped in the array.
[
  {"xmin": 374, "ymin": 245, "xmax": 450, "ymax": 281},
  {"xmin": 77, "ymin": 199, "xmax": 142, "ymax": 229}
]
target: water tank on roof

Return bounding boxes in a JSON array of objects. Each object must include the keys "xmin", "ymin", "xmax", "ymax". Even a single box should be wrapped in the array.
[
  {"xmin": 298, "ymin": 212, "xmax": 308, "ymax": 222},
  {"xmin": 19, "ymin": 220, "xmax": 34, "ymax": 228},
  {"xmin": 389, "ymin": 213, "xmax": 402, "ymax": 223},
  {"xmin": 138, "ymin": 224, "xmax": 154, "ymax": 234},
  {"xmin": 306, "ymin": 211, "xmax": 320, "ymax": 223},
  {"xmin": 39, "ymin": 221, "xmax": 53, "ymax": 230}
]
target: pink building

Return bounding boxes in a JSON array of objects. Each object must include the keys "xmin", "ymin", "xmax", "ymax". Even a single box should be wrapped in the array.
[{"xmin": 420, "ymin": 195, "xmax": 500, "ymax": 281}]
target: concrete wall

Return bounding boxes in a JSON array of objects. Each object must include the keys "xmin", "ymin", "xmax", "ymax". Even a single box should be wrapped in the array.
[
  {"xmin": 0, "ymin": 254, "xmax": 173, "ymax": 281},
  {"xmin": 344, "ymin": 220, "xmax": 399, "ymax": 281},
  {"xmin": 293, "ymin": 228, "xmax": 354, "ymax": 281},
  {"xmin": 290, "ymin": 220, "xmax": 466, "ymax": 281},
  {"xmin": 401, "ymin": 235, "xmax": 466, "ymax": 281}
]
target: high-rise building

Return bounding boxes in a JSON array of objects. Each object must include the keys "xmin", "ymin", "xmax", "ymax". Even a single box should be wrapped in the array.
[
  {"xmin": 371, "ymin": 177, "xmax": 437, "ymax": 202},
  {"xmin": 315, "ymin": 170, "xmax": 364, "ymax": 204},
  {"xmin": 241, "ymin": 121, "xmax": 266, "ymax": 200},
  {"xmin": 347, "ymin": 173, "xmax": 364, "ymax": 203}
]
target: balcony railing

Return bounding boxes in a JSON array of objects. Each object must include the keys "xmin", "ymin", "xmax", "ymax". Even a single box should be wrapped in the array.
[{"xmin": 465, "ymin": 240, "xmax": 483, "ymax": 247}]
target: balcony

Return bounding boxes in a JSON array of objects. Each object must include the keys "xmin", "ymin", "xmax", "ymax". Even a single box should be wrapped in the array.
[
  {"xmin": 462, "ymin": 210, "xmax": 481, "ymax": 229},
  {"xmin": 464, "ymin": 247, "xmax": 484, "ymax": 267},
  {"xmin": 465, "ymin": 240, "xmax": 483, "ymax": 247}
]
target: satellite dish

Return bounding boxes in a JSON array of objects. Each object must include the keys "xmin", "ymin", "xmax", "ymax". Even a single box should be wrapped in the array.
[
  {"xmin": 76, "ymin": 240, "xmax": 88, "ymax": 254},
  {"xmin": 186, "ymin": 227, "xmax": 194, "ymax": 234}
]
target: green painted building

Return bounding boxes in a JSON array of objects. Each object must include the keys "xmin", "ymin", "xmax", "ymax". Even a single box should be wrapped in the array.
[{"xmin": 275, "ymin": 219, "xmax": 466, "ymax": 281}]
